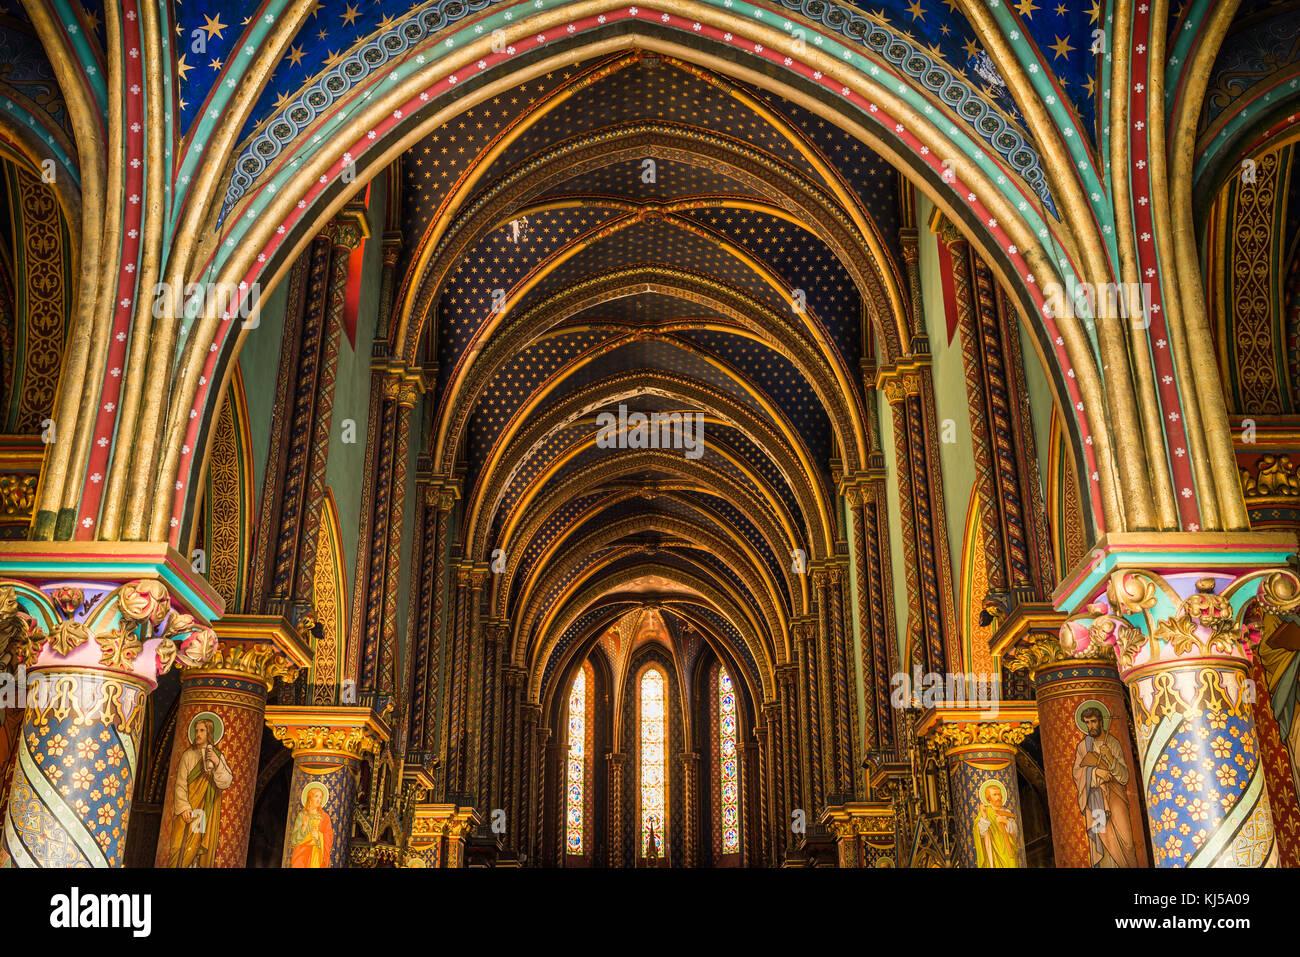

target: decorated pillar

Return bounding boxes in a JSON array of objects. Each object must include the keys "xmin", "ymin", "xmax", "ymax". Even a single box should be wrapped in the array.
[
  {"xmin": 1000, "ymin": 606, "xmax": 1149, "ymax": 869},
  {"xmin": 266, "ymin": 705, "xmax": 389, "ymax": 868},
  {"xmin": 0, "ymin": 546, "xmax": 222, "ymax": 868},
  {"xmin": 918, "ymin": 706, "xmax": 1037, "ymax": 868},
  {"xmin": 155, "ymin": 616, "xmax": 310, "ymax": 868},
  {"xmin": 1058, "ymin": 542, "xmax": 1300, "ymax": 868}
]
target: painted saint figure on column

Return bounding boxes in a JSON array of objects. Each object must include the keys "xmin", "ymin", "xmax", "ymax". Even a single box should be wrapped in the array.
[
  {"xmin": 1071, "ymin": 701, "xmax": 1138, "ymax": 868},
  {"xmin": 973, "ymin": 779, "xmax": 1019, "ymax": 867},
  {"xmin": 289, "ymin": 782, "xmax": 334, "ymax": 868},
  {"xmin": 169, "ymin": 713, "xmax": 234, "ymax": 867}
]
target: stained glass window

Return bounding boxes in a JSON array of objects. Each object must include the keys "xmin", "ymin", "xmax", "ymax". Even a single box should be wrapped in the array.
[
  {"xmin": 718, "ymin": 666, "xmax": 740, "ymax": 853},
  {"xmin": 640, "ymin": 667, "xmax": 667, "ymax": 856},
  {"xmin": 565, "ymin": 667, "xmax": 586, "ymax": 854}
]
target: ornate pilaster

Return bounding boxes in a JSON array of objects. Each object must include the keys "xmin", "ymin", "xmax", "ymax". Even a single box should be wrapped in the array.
[
  {"xmin": 442, "ymin": 563, "xmax": 472, "ymax": 798},
  {"xmin": 266, "ymin": 705, "xmax": 390, "ymax": 868},
  {"xmin": 1058, "ymin": 544, "xmax": 1300, "ymax": 868},
  {"xmin": 411, "ymin": 483, "xmax": 457, "ymax": 759},
  {"xmin": 463, "ymin": 567, "xmax": 490, "ymax": 808},
  {"xmin": 880, "ymin": 365, "xmax": 956, "ymax": 676},
  {"xmin": 758, "ymin": 705, "xmax": 778, "ymax": 865},
  {"xmin": 156, "ymin": 616, "xmax": 309, "ymax": 868},
  {"xmin": 795, "ymin": 620, "xmax": 824, "ymax": 814},
  {"xmin": 678, "ymin": 751, "xmax": 700, "ymax": 867},
  {"xmin": 0, "ymin": 553, "xmax": 222, "ymax": 868},
  {"xmin": 607, "ymin": 751, "xmax": 626, "ymax": 868},
  {"xmin": 918, "ymin": 706, "xmax": 1038, "ymax": 868},
  {"xmin": 405, "ymin": 803, "xmax": 479, "ymax": 868},
  {"xmin": 480, "ymin": 618, "xmax": 507, "ymax": 809},
  {"xmin": 776, "ymin": 663, "xmax": 800, "ymax": 844},
  {"xmin": 357, "ymin": 367, "xmax": 421, "ymax": 696},
  {"xmin": 820, "ymin": 802, "xmax": 895, "ymax": 868},
  {"xmin": 1001, "ymin": 606, "xmax": 1148, "ymax": 869}
]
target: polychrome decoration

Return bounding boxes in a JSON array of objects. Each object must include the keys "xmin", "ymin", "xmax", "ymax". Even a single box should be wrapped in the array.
[
  {"xmin": 566, "ymin": 668, "xmax": 586, "ymax": 855},
  {"xmin": 718, "ymin": 667, "xmax": 739, "ymax": 854},
  {"xmin": 640, "ymin": 668, "xmax": 667, "ymax": 858}
]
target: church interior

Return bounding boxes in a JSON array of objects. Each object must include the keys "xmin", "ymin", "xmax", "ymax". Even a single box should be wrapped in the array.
[{"xmin": 1, "ymin": 0, "xmax": 1300, "ymax": 871}]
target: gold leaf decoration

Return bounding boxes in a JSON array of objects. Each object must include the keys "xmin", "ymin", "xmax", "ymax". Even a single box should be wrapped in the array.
[{"xmin": 48, "ymin": 619, "xmax": 91, "ymax": 657}]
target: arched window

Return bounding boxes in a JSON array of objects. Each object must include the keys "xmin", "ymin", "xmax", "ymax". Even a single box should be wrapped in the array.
[
  {"xmin": 639, "ymin": 667, "xmax": 667, "ymax": 857},
  {"xmin": 565, "ymin": 666, "xmax": 587, "ymax": 855},
  {"xmin": 718, "ymin": 666, "xmax": 740, "ymax": 854}
]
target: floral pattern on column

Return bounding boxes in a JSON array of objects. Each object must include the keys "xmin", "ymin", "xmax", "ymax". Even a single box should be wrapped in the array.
[{"xmin": 1062, "ymin": 569, "xmax": 1300, "ymax": 867}]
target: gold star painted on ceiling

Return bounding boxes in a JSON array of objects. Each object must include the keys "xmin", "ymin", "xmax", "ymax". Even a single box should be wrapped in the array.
[
  {"xmin": 1055, "ymin": 3, "xmax": 1067, "ymax": 14},
  {"xmin": 341, "ymin": 3, "xmax": 361, "ymax": 26},
  {"xmin": 1015, "ymin": 0, "xmax": 1038, "ymax": 17},
  {"xmin": 275, "ymin": 90, "xmax": 293, "ymax": 109},
  {"xmin": 200, "ymin": 13, "xmax": 227, "ymax": 40},
  {"xmin": 287, "ymin": 44, "xmax": 305, "ymax": 67},
  {"xmin": 310, "ymin": 0, "xmax": 325, "ymax": 16},
  {"xmin": 209, "ymin": 57, "xmax": 223, "ymax": 71},
  {"xmin": 1049, "ymin": 34, "xmax": 1074, "ymax": 60},
  {"xmin": 1084, "ymin": 75, "xmax": 1095, "ymax": 98},
  {"xmin": 83, "ymin": 9, "xmax": 101, "ymax": 33},
  {"xmin": 905, "ymin": 0, "xmax": 924, "ymax": 21},
  {"xmin": 179, "ymin": 98, "xmax": 188, "ymax": 110},
  {"xmin": 963, "ymin": 37, "xmax": 979, "ymax": 58},
  {"xmin": 1087, "ymin": 0, "xmax": 1101, "ymax": 25},
  {"xmin": 176, "ymin": 54, "xmax": 193, "ymax": 81}
]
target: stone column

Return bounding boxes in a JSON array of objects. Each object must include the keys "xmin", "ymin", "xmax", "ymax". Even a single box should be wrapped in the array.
[
  {"xmin": 1059, "ymin": 556, "xmax": 1300, "ymax": 868},
  {"xmin": 1001, "ymin": 606, "xmax": 1149, "ymax": 869},
  {"xmin": 0, "ymin": 559, "xmax": 221, "ymax": 868},
  {"xmin": 919, "ymin": 706, "xmax": 1037, "ymax": 868},
  {"xmin": 155, "ymin": 616, "xmax": 309, "ymax": 867},
  {"xmin": 266, "ymin": 705, "xmax": 389, "ymax": 868}
]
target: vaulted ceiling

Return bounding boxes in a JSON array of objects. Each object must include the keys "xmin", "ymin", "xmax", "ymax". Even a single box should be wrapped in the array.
[{"xmin": 390, "ymin": 49, "xmax": 912, "ymax": 710}]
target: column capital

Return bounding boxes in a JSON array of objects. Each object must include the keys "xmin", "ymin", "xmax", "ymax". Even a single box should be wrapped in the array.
[
  {"xmin": 915, "ymin": 704, "xmax": 1039, "ymax": 754},
  {"xmin": 200, "ymin": 614, "xmax": 312, "ymax": 690},
  {"xmin": 373, "ymin": 362, "xmax": 424, "ymax": 407},
  {"xmin": 874, "ymin": 359, "xmax": 928, "ymax": 404},
  {"xmin": 265, "ymin": 705, "xmax": 391, "ymax": 760},
  {"xmin": 818, "ymin": 801, "xmax": 894, "ymax": 839},
  {"xmin": 1060, "ymin": 566, "xmax": 1300, "ymax": 678},
  {"xmin": 1, "ymin": 576, "xmax": 218, "ymax": 688}
]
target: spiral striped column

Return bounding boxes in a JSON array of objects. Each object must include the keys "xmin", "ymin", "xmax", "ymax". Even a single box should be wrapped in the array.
[{"xmin": 1056, "ymin": 545, "xmax": 1300, "ymax": 869}]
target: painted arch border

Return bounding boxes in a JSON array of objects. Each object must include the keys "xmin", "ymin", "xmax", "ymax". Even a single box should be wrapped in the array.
[{"xmin": 169, "ymin": 0, "xmax": 1108, "ymax": 552}]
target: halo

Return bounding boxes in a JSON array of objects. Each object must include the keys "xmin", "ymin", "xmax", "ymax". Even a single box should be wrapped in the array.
[
  {"xmin": 977, "ymin": 778, "xmax": 1008, "ymax": 806},
  {"xmin": 187, "ymin": 711, "xmax": 224, "ymax": 745},
  {"xmin": 301, "ymin": 781, "xmax": 330, "ymax": 807},
  {"xmin": 1074, "ymin": 699, "xmax": 1111, "ymax": 735}
]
